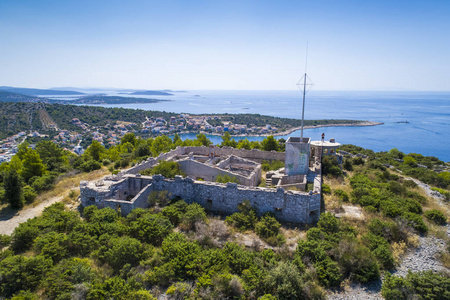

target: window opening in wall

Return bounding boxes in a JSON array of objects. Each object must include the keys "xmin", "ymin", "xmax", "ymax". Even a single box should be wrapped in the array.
[{"xmin": 206, "ymin": 199, "xmax": 213, "ymax": 209}]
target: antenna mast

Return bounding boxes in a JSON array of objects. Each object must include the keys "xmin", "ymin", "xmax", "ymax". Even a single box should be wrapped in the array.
[{"xmin": 297, "ymin": 43, "xmax": 313, "ymax": 142}]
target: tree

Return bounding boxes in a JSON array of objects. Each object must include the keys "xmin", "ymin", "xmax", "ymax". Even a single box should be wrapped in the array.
[
  {"xmin": 261, "ymin": 136, "xmax": 278, "ymax": 151},
  {"xmin": 237, "ymin": 139, "xmax": 251, "ymax": 150},
  {"xmin": 21, "ymin": 150, "xmax": 46, "ymax": 183},
  {"xmin": 196, "ymin": 133, "xmax": 212, "ymax": 146},
  {"xmin": 86, "ymin": 140, "xmax": 104, "ymax": 161},
  {"xmin": 121, "ymin": 132, "xmax": 136, "ymax": 145},
  {"xmin": 221, "ymin": 132, "xmax": 237, "ymax": 148},
  {"xmin": 36, "ymin": 141, "xmax": 67, "ymax": 172},
  {"xmin": 4, "ymin": 169, "xmax": 23, "ymax": 209},
  {"xmin": 142, "ymin": 161, "xmax": 185, "ymax": 178}
]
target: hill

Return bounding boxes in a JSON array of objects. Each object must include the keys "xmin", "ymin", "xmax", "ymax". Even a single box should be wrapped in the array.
[
  {"xmin": 0, "ymin": 86, "xmax": 84, "ymax": 96},
  {"xmin": 129, "ymin": 90, "xmax": 173, "ymax": 96},
  {"xmin": 0, "ymin": 91, "xmax": 41, "ymax": 103}
]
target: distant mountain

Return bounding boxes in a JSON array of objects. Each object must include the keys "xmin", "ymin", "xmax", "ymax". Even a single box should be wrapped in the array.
[
  {"xmin": 0, "ymin": 91, "xmax": 41, "ymax": 102},
  {"xmin": 129, "ymin": 90, "xmax": 173, "ymax": 96},
  {"xmin": 0, "ymin": 86, "xmax": 85, "ymax": 96},
  {"xmin": 74, "ymin": 95, "xmax": 167, "ymax": 104}
]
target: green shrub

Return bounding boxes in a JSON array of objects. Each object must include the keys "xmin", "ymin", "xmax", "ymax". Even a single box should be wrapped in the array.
[
  {"xmin": 255, "ymin": 213, "xmax": 281, "ymax": 239},
  {"xmin": 78, "ymin": 160, "xmax": 102, "ymax": 172},
  {"xmin": 322, "ymin": 156, "xmax": 343, "ymax": 177},
  {"xmin": 402, "ymin": 212, "xmax": 428, "ymax": 234},
  {"xmin": 141, "ymin": 161, "xmax": 185, "ymax": 178},
  {"xmin": 103, "ymin": 236, "xmax": 144, "ymax": 272},
  {"xmin": 128, "ymin": 213, "xmax": 173, "ymax": 246},
  {"xmin": 424, "ymin": 209, "xmax": 447, "ymax": 225},
  {"xmin": 382, "ymin": 271, "xmax": 450, "ymax": 300},
  {"xmin": 11, "ymin": 222, "xmax": 40, "ymax": 253},
  {"xmin": 162, "ymin": 200, "xmax": 188, "ymax": 226},
  {"xmin": 372, "ymin": 244, "xmax": 395, "ymax": 269},
  {"xmin": 314, "ymin": 257, "xmax": 342, "ymax": 287},
  {"xmin": 261, "ymin": 160, "xmax": 284, "ymax": 172},
  {"xmin": 0, "ymin": 234, "xmax": 11, "ymax": 249},
  {"xmin": 317, "ymin": 212, "xmax": 340, "ymax": 234},
  {"xmin": 0, "ymin": 255, "xmax": 52, "ymax": 298},
  {"xmin": 22, "ymin": 185, "xmax": 37, "ymax": 204},
  {"xmin": 216, "ymin": 174, "xmax": 240, "ymax": 184},
  {"xmin": 225, "ymin": 200, "xmax": 257, "ymax": 231},
  {"xmin": 34, "ymin": 232, "xmax": 69, "ymax": 263},
  {"xmin": 180, "ymin": 203, "xmax": 207, "ymax": 231},
  {"xmin": 148, "ymin": 190, "xmax": 171, "ymax": 207},
  {"xmin": 322, "ymin": 184, "xmax": 331, "ymax": 194},
  {"xmin": 334, "ymin": 189, "xmax": 349, "ymax": 202},
  {"xmin": 30, "ymin": 174, "xmax": 57, "ymax": 192}
]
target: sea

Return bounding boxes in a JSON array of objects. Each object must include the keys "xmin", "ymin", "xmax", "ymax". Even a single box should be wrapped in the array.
[{"xmin": 50, "ymin": 90, "xmax": 450, "ymax": 162}]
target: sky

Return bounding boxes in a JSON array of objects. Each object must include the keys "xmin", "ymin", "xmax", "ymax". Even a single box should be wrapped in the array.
[{"xmin": 0, "ymin": 0, "xmax": 449, "ymax": 91}]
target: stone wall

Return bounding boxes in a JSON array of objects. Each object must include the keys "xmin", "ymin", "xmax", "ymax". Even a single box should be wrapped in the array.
[
  {"xmin": 178, "ymin": 159, "xmax": 259, "ymax": 186},
  {"xmin": 81, "ymin": 174, "xmax": 321, "ymax": 223},
  {"xmin": 121, "ymin": 146, "xmax": 284, "ymax": 176}
]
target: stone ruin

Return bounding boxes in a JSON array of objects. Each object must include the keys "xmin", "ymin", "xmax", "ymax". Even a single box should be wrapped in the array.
[{"xmin": 80, "ymin": 140, "xmax": 341, "ymax": 224}]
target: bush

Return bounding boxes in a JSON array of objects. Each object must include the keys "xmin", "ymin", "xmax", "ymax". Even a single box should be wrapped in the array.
[
  {"xmin": 402, "ymin": 212, "xmax": 428, "ymax": 234},
  {"xmin": 141, "ymin": 161, "xmax": 185, "ymax": 178},
  {"xmin": 147, "ymin": 190, "xmax": 170, "ymax": 207},
  {"xmin": 128, "ymin": 213, "xmax": 173, "ymax": 246},
  {"xmin": 322, "ymin": 184, "xmax": 331, "ymax": 194},
  {"xmin": 424, "ymin": 209, "xmax": 447, "ymax": 225},
  {"xmin": 255, "ymin": 213, "xmax": 281, "ymax": 239},
  {"xmin": 180, "ymin": 203, "xmax": 207, "ymax": 231},
  {"xmin": 22, "ymin": 185, "xmax": 37, "ymax": 204},
  {"xmin": 216, "ymin": 174, "xmax": 240, "ymax": 184},
  {"xmin": 334, "ymin": 189, "xmax": 349, "ymax": 202},
  {"xmin": 322, "ymin": 156, "xmax": 343, "ymax": 177},
  {"xmin": 314, "ymin": 257, "xmax": 342, "ymax": 287},
  {"xmin": 103, "ymin": 236, "xmax": 144, "ymax": 272},
  {"xmin": 162, "ymin": 200, "xmax": 188, "ymax": 226},
  {"xmin": 225, "ymin": 200, "xmax": 257, "ymax": 231},
  {"xmin": 0, "ymin": 234, "xmax": 11, "ymax": 249},
  {"xmin": 372, "ymin": 244, "xmax": 395, "ymax": 269},
  {"xmin": 317, "ymin": 212, "xmax": 340, "ymax": 234},
  {"xmin": 11, "ymin": 222, "xmax": 40, "ymax": 253},
  {"xmin": 382, "ymin": 271, "xmax": 450, "ymax": 300},
  {"xmin": 0, "ymin": 255, "xmax": 52, "ymax": 298},
  {"xmin": 78, "ymin": 160, "xmax": 102, "ymax": 172},
  {"xmin": 30, "ymin": 174, "xmax": 57, "ymax": 192},
  {"xmin": 261, "ymin": 160, "xmax": 284, "ymax": 172}
]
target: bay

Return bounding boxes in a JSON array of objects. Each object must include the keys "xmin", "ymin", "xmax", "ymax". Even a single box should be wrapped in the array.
[{"xmin": 78, "ymin": 90, "xmax": 450, "ymax": 162}]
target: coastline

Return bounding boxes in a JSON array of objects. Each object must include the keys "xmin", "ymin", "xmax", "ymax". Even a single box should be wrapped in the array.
[{"xmin": 193, "ymin": 121, "xmax": 384, "ymax": 138}]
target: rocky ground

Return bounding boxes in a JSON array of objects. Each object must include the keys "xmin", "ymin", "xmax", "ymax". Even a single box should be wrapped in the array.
[{"xmin": 328, "ymin": 180, "xmax": 449, "ymax": 300}]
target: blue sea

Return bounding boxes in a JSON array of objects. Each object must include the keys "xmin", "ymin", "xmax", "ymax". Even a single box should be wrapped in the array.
[{"xmin": 83, "ymin": 90, "xmax": 450, "ymax": 162}]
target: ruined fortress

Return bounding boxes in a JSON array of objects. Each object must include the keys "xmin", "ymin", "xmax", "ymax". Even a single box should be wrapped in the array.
[{"xmin": 80, "ymin": 137, "xmax": 341, "ymax": 223}]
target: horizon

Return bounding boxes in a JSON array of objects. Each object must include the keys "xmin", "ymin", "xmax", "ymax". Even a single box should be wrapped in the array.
[
  {"xmin": 1, "ymin": 0, "xmax": 449, "ymax": 91},
  {"xmin": 3, "ymin": 85, "xmax": 450, "ymax": 93}
]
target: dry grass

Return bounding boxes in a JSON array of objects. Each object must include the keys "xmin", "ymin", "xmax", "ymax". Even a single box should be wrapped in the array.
[
  {"xmin": 29, "ymin": 168, "xmax": 109, "ymax": 208},
  {"xmin": 392, "ymin": 241, "xmax": 408, "ymax": 263},
  {"xmin": 439, "ymin": 252, "xmax": 450, "ymax": 269}
]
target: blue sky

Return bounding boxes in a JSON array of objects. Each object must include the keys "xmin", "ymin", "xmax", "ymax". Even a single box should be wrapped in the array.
[{"xmin": 0, "ymin": 0, "xmax": 449, "ymax": 91}]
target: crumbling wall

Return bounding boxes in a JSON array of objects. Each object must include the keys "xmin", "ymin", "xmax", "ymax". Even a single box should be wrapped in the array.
[
  {"xmin": 121, "ymin": 146, "xmax": 284, "ymax": 176},
  {"xmin": 83, "ymin": 175, "xmax": 320, "ymax": 223}
]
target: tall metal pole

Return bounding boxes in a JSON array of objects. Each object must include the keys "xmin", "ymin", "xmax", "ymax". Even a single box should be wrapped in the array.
[
  {"xmin": 300, "ymin": 43, "xmax": 308, "ymax": 142},
  {"xmin": 300, "ymin": 73, "xmax": 306, "ymax": 142}
]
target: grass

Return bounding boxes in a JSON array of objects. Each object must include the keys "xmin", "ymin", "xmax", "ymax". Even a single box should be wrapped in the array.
[{"xmin": 30, "ymin": 168, "xmax": 109, "ymax": 207}]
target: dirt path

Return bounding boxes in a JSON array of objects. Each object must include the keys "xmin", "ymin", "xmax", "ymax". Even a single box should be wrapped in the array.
[{"xmin": 0, "ymin": 196, "xmax": 63, "ymax": 235}]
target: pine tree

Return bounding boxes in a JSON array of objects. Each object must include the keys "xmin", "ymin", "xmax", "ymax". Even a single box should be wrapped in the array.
[{"xmin": 4, "ymin": 169, "xmax": 23, "ymax": 209}]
